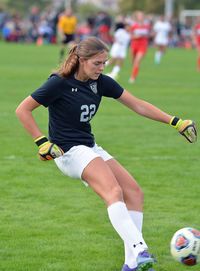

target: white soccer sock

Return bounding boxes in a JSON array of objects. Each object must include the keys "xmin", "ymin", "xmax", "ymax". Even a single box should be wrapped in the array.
[
  {"xmin": 111, "ymin": 65, "xmax": 120, "ymax": 76},
  {"xmin": 154, "ymin": 51, "xmax": 162, "ymax": 64},
  {"xmin": 129, "ymin": 210, "xmax": 143, "ymax": 232},
  {"xmin": 124, "ymin": 211, "xmax": 144, "ymax": 268},
  {"xmin": 107, "ymin": 202, "xmax": 147, "ymax": 263}
]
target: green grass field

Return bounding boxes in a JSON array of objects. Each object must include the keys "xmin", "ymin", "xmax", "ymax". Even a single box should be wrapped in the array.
[{"xmin": 0, "ymin": 42, "xmax": 200, "ymax": 271}]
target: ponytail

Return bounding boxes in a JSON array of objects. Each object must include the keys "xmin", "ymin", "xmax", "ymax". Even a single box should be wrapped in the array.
[{"xmin": 57, "ymin": 44, "xmax": 79, "ymax": 77}]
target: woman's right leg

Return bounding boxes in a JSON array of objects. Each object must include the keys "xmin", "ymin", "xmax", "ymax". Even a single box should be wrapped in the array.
[{"xmin": 82, "ymin": 157, "xmax": 153, "ymax": 270}]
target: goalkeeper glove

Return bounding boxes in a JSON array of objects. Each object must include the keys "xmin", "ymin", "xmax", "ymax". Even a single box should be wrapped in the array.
[
  {"xmin": 34, "ymin": 135, "xmax": 64, "ymax": 161},
  {"xmin": 170, "ymin": 116, "xmax": 197, "ymax": 143}
]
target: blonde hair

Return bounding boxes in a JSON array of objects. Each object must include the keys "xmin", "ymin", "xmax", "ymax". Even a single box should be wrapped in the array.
[{"xmin": 56, "ymin": 37, "xmax": 109, "ymax": 78}]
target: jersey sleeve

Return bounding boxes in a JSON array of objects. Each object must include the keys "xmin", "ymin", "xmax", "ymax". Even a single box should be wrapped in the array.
[
  {"xmin": 100, "ymin": 74, "xmax": 124, "ymax": 99},
  {"xmin": 31, "ymin": 74, "xmax": 64, "ymax": 107}
]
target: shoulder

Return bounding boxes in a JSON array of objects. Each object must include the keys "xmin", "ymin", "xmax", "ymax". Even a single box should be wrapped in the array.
[
  {"xmin": 98, "ymin": 73, "xmax": 116, "ymax": 83},
  {"xmin": 98, "ymin": 74, "xmax": 124, "ymax": 99},
  {"xmin": 38, "ymin": 73, "xmax": 71, "ymax": 93},
  {"xmin": 114, "ymin": 28, "xmax": 121, "ymax": 35},
  {"xmin": 58, "ymin": 14, "xmax": 65, "ymax": 21},
  {"xmin": 131, "ymin": 22, "xmax": 137, "ymax": 29},
  {"xmin": 49, "ymin": 73, "xmax": 62, "ymax": 79},
  {"xmin": 48, "ymin": 73, "xmax": 65, "ymax": 85}
]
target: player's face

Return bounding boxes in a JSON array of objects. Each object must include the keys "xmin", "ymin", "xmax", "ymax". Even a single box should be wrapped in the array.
[
  {"xmin": 81, "ymin": 51, "xmax": 108, "ymax": 80},
  {"xmin": 136, "ymin": 11, "xmax": 144, "ymax": 23}
]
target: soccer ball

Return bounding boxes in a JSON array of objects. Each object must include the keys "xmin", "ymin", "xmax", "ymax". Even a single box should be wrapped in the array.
[{"xmin": 170, "ymin": 227, "xmax": 200, "ymax": 266}]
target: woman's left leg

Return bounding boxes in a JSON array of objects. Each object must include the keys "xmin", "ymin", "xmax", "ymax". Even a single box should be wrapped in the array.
[{"xmin": 106, "ymin": 158, "xmax": 143, "ymax": 212}]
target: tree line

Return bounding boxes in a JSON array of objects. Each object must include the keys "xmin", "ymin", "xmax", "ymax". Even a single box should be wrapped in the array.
[
  {"xmin": 2, "ymin": 0, "xmax": 200, "ymax": 17},
  {"xmin": 118, "ymin": 0, "xmax": 200, "ymax": 15}
]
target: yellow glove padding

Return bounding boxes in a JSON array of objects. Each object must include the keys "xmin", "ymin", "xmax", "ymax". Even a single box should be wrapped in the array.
[
  {"xmin": 34, "ymin": 136, "xmax": 64, "ymax": 161},
  {"xmin": 170, "ymin": 116, "xmax": 197, "ymax": 143}
]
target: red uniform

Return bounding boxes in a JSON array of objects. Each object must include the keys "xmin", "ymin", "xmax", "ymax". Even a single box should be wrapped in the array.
[
  {"xmin": 194, "ymin": 23, "xmax": 200, "ymax": 46},
  {"xmin": 130, "ymin": 22, "xmax": 151, "ymax": 55},
  {"xmin": 194, "ymin": 23, "xmax": 200, "ymax": 70}
]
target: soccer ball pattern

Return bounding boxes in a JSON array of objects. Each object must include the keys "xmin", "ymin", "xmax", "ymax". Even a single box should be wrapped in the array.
[{"xmin": 170, "ymin": 227, "xmax": 200, "ymax": 266}]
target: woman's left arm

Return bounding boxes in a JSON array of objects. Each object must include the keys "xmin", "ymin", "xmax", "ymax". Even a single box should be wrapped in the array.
[
  {"xmin": 117, "ymin": 90, "xmax": 197, "ymax": 143},
  {"xmin": 118, "ymin": 89, "xmax": 172, "ymax": 124}
]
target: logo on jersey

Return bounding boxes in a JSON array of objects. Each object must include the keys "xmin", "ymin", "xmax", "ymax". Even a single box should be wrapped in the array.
[
  {"xmin": 89, "ymin": 82, "xmax": 97, "ymax": 94},
  {"xmin": 72, "ymin": 88, "xmax": 78, "ymax": 92}
]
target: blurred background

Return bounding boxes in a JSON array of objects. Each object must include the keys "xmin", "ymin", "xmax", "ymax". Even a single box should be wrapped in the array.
[{"xmin": 1, "ymin": 0, "xmax": 200, "ymax": 48}]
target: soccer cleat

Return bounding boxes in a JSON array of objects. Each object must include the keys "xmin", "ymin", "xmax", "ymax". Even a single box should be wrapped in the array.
[
  {"xmin": 128, "ymin": 77, "xmax": 135, "ymax": 84},
  {"xmin": 136, "ymin": 250, "xmax": 156, "ymax": 271},
  {"xmin": 121, "ymin": 264, "xmax": 137, "ymax": 271}
]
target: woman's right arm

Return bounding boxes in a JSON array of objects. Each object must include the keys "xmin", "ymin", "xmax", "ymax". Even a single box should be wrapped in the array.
[
  {"xmin": 16, "ymin": 95, "xmax": 64, "ymax": 160},
  {"xmin": 16, "ymin": 96, "xmax": 43, "ymax": 140}
]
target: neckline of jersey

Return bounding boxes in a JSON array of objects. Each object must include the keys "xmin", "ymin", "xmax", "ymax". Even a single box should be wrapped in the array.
[{"xmin": 71, "ymin": 74, "xmax": 96, "ymax": 86}]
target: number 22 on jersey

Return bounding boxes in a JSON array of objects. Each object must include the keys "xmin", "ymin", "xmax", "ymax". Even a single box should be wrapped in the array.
[{"xmin": 80, "ymin": 104, "xmax": 96, "ymax": 122}]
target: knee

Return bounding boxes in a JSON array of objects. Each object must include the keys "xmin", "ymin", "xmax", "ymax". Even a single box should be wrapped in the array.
[
  {"xmin": 106, "ymin": 185, "xmax": 123, "ymax": 205},
  {"xmin": 129, "ymin": 183, "xmax": 144, "ymax": 204},
  {"xmin": 113, "ymin": 185, "xmax": 123, "ymax": 200}
]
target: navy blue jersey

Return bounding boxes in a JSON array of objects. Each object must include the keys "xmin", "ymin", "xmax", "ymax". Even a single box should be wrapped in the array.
[{"xmin": 31, "ymin": 74, "xmax": 124, "ymax": 152}]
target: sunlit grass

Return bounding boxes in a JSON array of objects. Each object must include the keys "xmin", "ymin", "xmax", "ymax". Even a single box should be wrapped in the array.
[{"xmin": 0, "ymin": 42, "xmax": 200, "ymax": 271}]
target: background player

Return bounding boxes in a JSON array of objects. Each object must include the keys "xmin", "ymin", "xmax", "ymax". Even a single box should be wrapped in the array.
[
  {"xmin": 129, "ymin": 11, "xmax": 151, "ymax": 83},
  {"xmin": 153, "ymin": 15, "xmax": 172, "ymax": 64},
  {"xmin": 192, "ymin": 16, "xmax": 200, "ymax": 71},
  {"xmin": 57, "ymin": 8, "xmax": 77, "ymax": 61},
  {"xmin": 16, "ymin": 37, "xmax": 197, "ymax": 271},
  {"xmin": 106, "ymin": 22, "xmax": 130, "ymax": 79}
]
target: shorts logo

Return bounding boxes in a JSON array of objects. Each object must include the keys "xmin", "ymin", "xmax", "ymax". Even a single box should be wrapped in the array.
[
  {"xmin": 89, "ymin": 82, "xmax": 97, "ymax": 94},
  {"xmin": 72, "ymin": 88, "xmax": 78, "ymax": 92}
]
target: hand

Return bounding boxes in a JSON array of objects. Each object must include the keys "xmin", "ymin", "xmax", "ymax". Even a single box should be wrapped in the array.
[
  {"xmin": 34, "ymin": 136, "xmax": 64, "ymax": 161},
  {"xmin": 170, "ymin": 117, "xmax": 197, "ymax": 143},
  {"xmin": 177, "ymin": 120, "xmax": 197, "ymax": 143}
]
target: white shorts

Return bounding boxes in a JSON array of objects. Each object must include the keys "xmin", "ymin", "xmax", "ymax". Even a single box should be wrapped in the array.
[
  {"xmin": 154, "ymin": 37, "xmax": 169, "ymax": 46},
  {"xmin": 110, "ymin": 43, "xmax": 127, "ymax": 59},
  {"xmin": 54, "ymin": 143, "xmax": 113, "ymax": 180}
]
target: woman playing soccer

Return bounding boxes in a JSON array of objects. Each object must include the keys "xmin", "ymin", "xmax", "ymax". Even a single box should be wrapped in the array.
[
  {"xmin": 16, "ymin": 37, "xmax": 197, "ymax": 271},
  {"xmin": 129, "ymin": 11, "xmax": 151, "ymax": 83}
]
